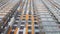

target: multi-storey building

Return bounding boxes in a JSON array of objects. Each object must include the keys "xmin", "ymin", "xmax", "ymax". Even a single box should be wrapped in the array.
[{"xmin": 0, "ymin": 0, "xmax": 60, "ymax": 34}]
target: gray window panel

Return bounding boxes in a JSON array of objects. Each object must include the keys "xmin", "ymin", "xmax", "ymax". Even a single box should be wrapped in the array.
[
  {"xmin": 35, "ymin": 26, "xmax": 39, "ymax": 29},
  {"xmin": 20, "ymin": 24, "xmax": 25, "ymax": 27},
  {"xmin": 40, "ymin": 15, "xmax": 46, "ymax": 17},
  {"xmin": 17, "ymin": 15, "xmax": 20, "ymax": 17},
  {"xmin": 35, "ymin": 32, "xmax": 39, "ymax": 34},
  {"xmin": 42, "ymin": 22, "xmax": 57, "ymax": 26},
  {"xmin": 13, "ymin": 24, "xmax": 17, "ymax": 27},
  {"xmin": 45, "ymin": 32, "xmax": 60, "ymax": 34},
  {"xmin": 28, "ymin": 22, "xmax": 31, "ymax": 24},
  {"xmin": 16, "ymin": 18, "xmax": 19, "ymax": 20},
  {"xmin": 40, "ymin": 14, "xmax": 51, "ymax": 17},
  {"xmin": 41, "ymin": 18, "xmax": 48, "ymax": 20},
  {"xmin": 41, "ymin": 20, "xmax": 55, "ymax": 22},
  {"xmin": 21, "ymin": 21, "xmax": 26, "ymax": 22},
  {"xmin": 39, "ymin": 13, "xmax": 49, "ymax": 15},
  {"xmin": 38, "ymin": 12, "xmax": 48, "ymax": 13},
  {"xmin": 14, "ymin": 22, "xmax": 18, "ymax": 24},
  {"xmin": 21, "ymin": 22, "xmax": 25, "ymax": 24},
  {"xmin": 34, "ymin": 29, "xmax": 40, "ymax": 32},
  {"xmin": 34, "ymin": 25, "xmax": 39, "ymax": 27},
  {"xmin": 17, "ymin": 17, "xmax": 20, "ymax": 19},
  {"xmin": 16, "ymin": 20, "xmax": 19, "ymax": 22},
  {"xmin": 19, "ymin": 31, "xmax": 23, "ymax": 34},
  {"xmin": 20, "ymin": 26, "xmax": 24, "ymax": 30},
  {"xmin": 43, "ymin": 26, "xmax": 60, "ymax": 31},
  {"xmin": 28, "ymin": 20, "xmax": 32, "ymax": 22},
  {"xmin": 45, "ymin": 15, "xmax": 51, "ymax": 17},
  {"xmin": 28, "ymin": 30, "xmax": 31, "ymax": 32},
  {"xmin": 12, "ymin": 26, "xmax": 17, "ymax": 29},
  {"xmin": 40, "ymin": 17, "xmax": 52, "ymax": 18}
]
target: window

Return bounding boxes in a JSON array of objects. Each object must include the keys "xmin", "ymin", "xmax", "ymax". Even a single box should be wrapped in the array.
[
  {"xmin": 23, "ymin": 16, "xmax": 26, "ymax": 18},
  {"xmin": 34, "ymin": 18, "xmax": 37, "ymax": 21},
  {"xmin": 16, "ymin": 18, "xmax": 19, "ymax": 20},
  {"xmin": 34, "ymin": 13, "xmax": 36, "ymax": 15},
  {"xmin": 21, "ymin": 22, "xmax": 25, "ymax": 24},
  {"xmin": 34, "ymin": 15, "xmax": 36, "ymax": 17},
  {"xmin": 29, "ymin": 16, "xmax": 31, "ymax": 18},
  {"xmin": 20, "ymin": 26, "xmax": 24, "ymax": 29},
  {"xmin": 34, "ymin": 17, "xmax": 37, "ymax": 19},
  {"xmin": 28, "ymin": 19, "xmax": 31, "ymax": 21},
  {"xmin": 58, "ymin": 26, "xmax": 60, "ymax": 28},
  {"xmin": 28, "ymin": 22, "xmax": 31, "ymax": 24},
  {"xmin": 34, "ymin": 22, "xmax": 38, "ymax": 25},
  {"xmin": 22, "ymin": 19, "xmax": 25, "ymax": 20},
  {"xmin": 12, "ymin": 26, "xmax": 17, "ymax": 29},
  {"xmin": 28, "ymin": 26, "xmax": 31, "ymax": 29},
  {"xmin": 29, "ymin": 11, "xmax": 31, "ymax": 15},
  {"xmin": 19, "ymin": 31, "xmax": 23, "ymax": 34},
  {"xmin": 14, "ymin": 22, "xmax": 18, "ymax": 24},
  {"xmin": 35, "ymin": 26, "xmax": 39, "ymax": 29},
  {"xmin": 35, "ymin": 32, "xmax": 39, "ymax": 34},
  {"xmin": 17, "ymin": 15, "xmax": 20, "ymax": 17},
  {"xmin": 34, "ymin": 15, "xmax": 37, "ymax": 18},
  {"xmin": 28, "ymin": 32, "xmax": 31, "ymax": 34}
]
